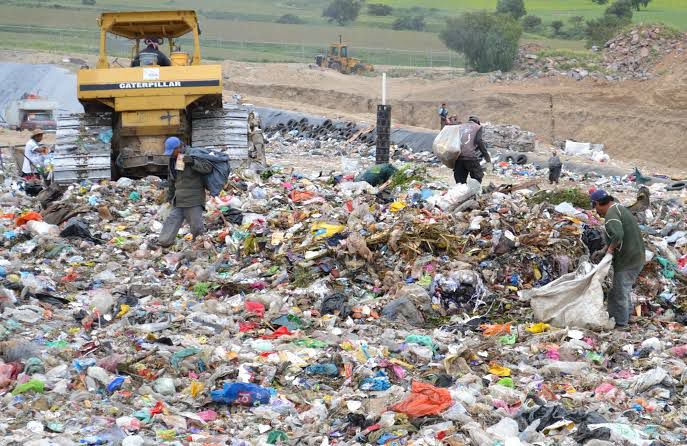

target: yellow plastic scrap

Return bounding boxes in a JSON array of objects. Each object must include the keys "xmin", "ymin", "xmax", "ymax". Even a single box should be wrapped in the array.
[
  {"xmin": 526, "ymin": 323, "xmax": 551, "ymax": 334},
  {"xmin": 311, "ymin": 222, "xmax": 345, "ymax": 240},
  {"xmin": 116, "ymin": 304, "xmax": 130, "ymax": 318},
  {"xmin": 389, "ymin": 358, "xmax": 414, "ymax": 369},
  {"xmin": 188, "ymin": 381, "xmax": 204, "ymax": 398},
  {"xmin": 533, "ymin": 265, "xmax": 542, "ymax": 281},
  {"xmin": 339, "ymin": 341, "xmax": 354, "ymax": 351},
  {"xmin": 389, "ymin": 201, "xmax": 407, "ymax": 212},
  {"xmin": 488, "ymin": 363, "xmax": 512, "ymax": 377}
]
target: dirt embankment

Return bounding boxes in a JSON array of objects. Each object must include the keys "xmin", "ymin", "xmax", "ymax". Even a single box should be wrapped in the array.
[{"xmin": 224, "ymin": 56, "xmax": 687, "ymax": 174}]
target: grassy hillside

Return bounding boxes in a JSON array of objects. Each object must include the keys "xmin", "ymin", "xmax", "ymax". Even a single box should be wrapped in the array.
[{"xmin": 0, "ymin": 0, "xmax": 683, "ymax": 67}]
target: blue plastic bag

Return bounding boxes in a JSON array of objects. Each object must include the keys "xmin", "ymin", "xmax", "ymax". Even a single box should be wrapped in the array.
[{"xmin": 210, "ymin": 382, "xmax": 272, "ymax": 406}]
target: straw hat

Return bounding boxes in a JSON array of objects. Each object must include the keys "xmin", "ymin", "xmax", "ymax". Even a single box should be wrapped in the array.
[{"xmin": 31, "ymin": 128, "xmax": 45, "ymax": 137}]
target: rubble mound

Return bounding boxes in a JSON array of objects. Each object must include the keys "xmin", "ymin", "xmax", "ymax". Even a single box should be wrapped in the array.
[
  {"xmin": 603, "ymin": 25, "xmax": 687, "ymax": 80},
  {"xmin": 511, "ymin": 26, "xmax": 687, "ymax": 82}
]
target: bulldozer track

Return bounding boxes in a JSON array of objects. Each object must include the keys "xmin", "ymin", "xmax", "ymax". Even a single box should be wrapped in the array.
[
  {"xmin": 191, "ymin": 104, "xmax": 249, "ymax": 161},
  {"xmin": 53, "ymin": 111, "xmax": 113, "ymax": 183}
]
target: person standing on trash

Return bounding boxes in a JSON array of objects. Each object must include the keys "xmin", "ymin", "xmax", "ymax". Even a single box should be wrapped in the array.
[
  {"xmin": 548, "ymin": 150, "xmax": 563, "ymax": 185},
  {"xmin": 438, "ymin": 103, "xmax": 449, "ymax": 129},
  {"xmin": 453, "ymin": 116, "xmax": 491, "ymax": 184},
  {"xmin": 158, "ymin": 137, "xmax": 213, "ymax": 247},
  {"xmin": 21, "ymin": 129, "xmax": 49, "ymax": 179},
  {"xmin": 591, "ymin": 189, "xmax": 646, "ymax": 328}
]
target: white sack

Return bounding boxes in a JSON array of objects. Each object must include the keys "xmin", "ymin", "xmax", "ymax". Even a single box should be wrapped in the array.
[
  {"xmin": 432, "ymin": 125, "xmax": 463, "ymax": 168},
  {"xmin": 526, "ymin": 254, "xmax": 614, "ymax": 329}
]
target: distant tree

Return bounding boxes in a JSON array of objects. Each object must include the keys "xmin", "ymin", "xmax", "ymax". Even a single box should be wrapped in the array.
[
  {"xmin": 550, "ymin": 20, "xmax": 565, "ymax": 35},
  {"xmin": 606, "ymin": 0, "xmax": 633, "ymax": 20},
  {"xmin": 440, "ymin": 11, "xmax": 523, "ymax": 72},
  {"xmin": 585, "ymin": 1, "xmax": 633, "ymax": 47},
  {"xmin": 322, "ymin": 0, "xmax": 363, "ymax": 25},
  {"xmin": 569, "ymin": 15, "xmax": 585, "ymax": 26},
  {"xmin": 630, "ymin": 0, "xmax": 651, "ymax": 10},
  {"xmin": 276, "ymin": 14, "xmax": 305, "ymax": 24},
  {"xmin": 81, "ymin": 0, "xmax": 95, "ymax": 4},
  {"xmin": 367, "ymin": 3, "xmax": 393, "ymax": 16},
  {"xmin": 392, "ymin": 15, "xmax": 425, "ymax": 31},
  {"xmin": 594, "ymin": 0, "xmax": 651, "ymax": 8},
  {"xmin": 522, "ymin": 15, "xmax": 542, "ymax": 32},
  {"xmin": 496, "ymin": 0, "xmax": 526, "ymax": 20}
]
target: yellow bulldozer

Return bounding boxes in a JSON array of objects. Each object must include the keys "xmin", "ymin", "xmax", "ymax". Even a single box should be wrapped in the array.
[
  {"xmin": 315, "ymin": 37, "xmax": 373, "ymax": 75},
  {"xmin": 53, "ymin": 10, "xmax": 263, "ymax": 183}
]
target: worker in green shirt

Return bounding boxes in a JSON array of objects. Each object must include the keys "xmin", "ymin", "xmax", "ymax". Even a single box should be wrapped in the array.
[{"xmin": 591, "ymin": 190, "xmax": 646, "ymax": 328}]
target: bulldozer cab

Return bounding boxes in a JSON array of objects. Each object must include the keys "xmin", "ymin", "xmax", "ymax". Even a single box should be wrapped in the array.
[
  {"xmin": 329, "ymin": 44, "xmax": 348, "ymax": 59},
  {"xmin": 96, "ymin": 10, "xmax": 202, "ymax": 69}
]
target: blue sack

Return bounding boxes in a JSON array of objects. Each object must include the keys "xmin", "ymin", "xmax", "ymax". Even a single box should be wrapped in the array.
[{"xmin": 186, "ymin": 147, "xmax": 231, "ymax": 197}]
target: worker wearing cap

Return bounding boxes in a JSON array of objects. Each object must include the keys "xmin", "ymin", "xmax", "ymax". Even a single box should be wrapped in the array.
[
  {"xmin": 21, "ymin": 129, "xmax": 49, "ymax": 178},
  {"xmin": 591, "ymin": 189, "xmax": 646, "ymax": 328},
  {"xmin": 438, "ymin": 103, "xmax": 449, "ymax": 129},
  {"xmin": 453, "ymin": 116, "xmax": 491, "ymax": 184},
  {"xmin": 158, "ymin": 137, "xmax": 213, "ymax": 247}
]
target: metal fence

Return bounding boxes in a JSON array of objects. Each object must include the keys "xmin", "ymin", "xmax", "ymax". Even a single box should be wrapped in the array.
[{"xmin": 0, "ymin": 24, "xmax": 464, "ymax": 69}]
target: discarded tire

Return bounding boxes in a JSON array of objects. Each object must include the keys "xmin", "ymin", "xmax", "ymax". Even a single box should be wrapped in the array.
[
  {"xmin": 668, "ymin": 182, "xmax": 686, "ymax": 191},
  {"xmin": 515, "ymin": 155, "xmax": 528, "ymax": 165}
]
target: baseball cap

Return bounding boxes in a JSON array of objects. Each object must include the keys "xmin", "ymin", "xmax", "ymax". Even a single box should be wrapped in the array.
[
  {"xmin": 164, "ymin": 137, "xmax": 181, "ymax": 156},
  {"xmin": 590, "ymin": 189, "xmax": 609, "ymax": 204}
]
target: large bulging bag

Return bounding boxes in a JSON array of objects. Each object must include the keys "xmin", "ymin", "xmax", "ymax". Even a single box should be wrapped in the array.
[
  {"xmin": 525, "ymin": 254, "xmax": 614, "ymax": 330},
  {"xmin": 433, "ymin": 124, "xmax": 478, "ymax": 168},
  {"xmin": 433, "ymin": 125, "xmax": 462, "ymax": 168},
  {"xmin": 187, "ymin": 147, "xmax": 231, "ymax": 197}
]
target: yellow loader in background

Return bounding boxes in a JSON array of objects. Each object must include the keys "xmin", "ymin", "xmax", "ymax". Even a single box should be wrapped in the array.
[
  {"xmin": 54, "ymin": 10, "xmax": 263, "ymax": 183},
  {"xmin": 315, "ymin": 36, "xmax": 374, "ymax": 75}
]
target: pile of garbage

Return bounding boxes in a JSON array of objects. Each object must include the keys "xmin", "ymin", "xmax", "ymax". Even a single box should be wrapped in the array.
[
  {"xmin": 1, "ymin": 144, "xmax": 687, "ymax": 445},
  {"xmin": 603, "ymin": 25, "xmax": 686, "ymax": 80}
]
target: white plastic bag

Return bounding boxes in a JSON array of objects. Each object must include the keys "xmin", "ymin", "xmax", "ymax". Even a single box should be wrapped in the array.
[
  {"xmin": 525, "ymin": 254, "xmax": 614, "ymax": 329},
  {"xmin": 428, "ymin": 178, "xmax": 482, "ymax": 212},
  {"xmin": 432, "ymin": 125, "xmax": 463, "ymax": 168}
]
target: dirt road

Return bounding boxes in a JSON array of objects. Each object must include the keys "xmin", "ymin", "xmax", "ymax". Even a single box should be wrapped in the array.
[{"xmin": 222, "ymin": 54, "xmax": 687, "ymax": 176}]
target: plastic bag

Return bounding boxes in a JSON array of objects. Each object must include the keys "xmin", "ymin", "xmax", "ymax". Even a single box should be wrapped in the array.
[
  {"xmin": 428, "ymin": 178, "xmax": 481, "ymax": 212},
  {"xmin": 432, "ymin": 125, "xmax": 463, "ymax": 168},
  {"xmin": 526, "ymin": 254, "xmax": 613, "ymax": 329},
  {"xmin": 481, "ymin": 323, "xmax": 511, "ymax": 337},
  {"xmin": 356, "ymin": 163, "xmax": 397, "ymax": 186},
  {"xmin": 389, "ymin": 381, "xmax": 452, "ymax": 418},
  {"xmin": 210, "ymin": 382, "xmax": 272, "ymax": 406}
]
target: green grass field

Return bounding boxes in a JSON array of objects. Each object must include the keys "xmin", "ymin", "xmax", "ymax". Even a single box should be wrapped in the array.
[{"xmin": 0, "ymin": 0, "xmax": 683, "ymax": 67}]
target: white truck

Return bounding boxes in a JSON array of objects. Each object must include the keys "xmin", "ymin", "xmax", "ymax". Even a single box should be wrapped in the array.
[{"xmin": 3, "ymin": 94, "xmax": 58, "ymax": 131}]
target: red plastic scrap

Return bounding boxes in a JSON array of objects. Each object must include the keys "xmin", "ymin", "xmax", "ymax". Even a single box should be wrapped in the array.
[
  {"xmin": 389, "ymin": 381, "xmax": 452, "ymax": 418},
  {"xmin": 261, "ymin": 326, "xmax": 293, "ymax": 339},
  {"xmin": 150, "ymin": 401, "xmax": 164, "ymax": 415},
  {"xmin": 244, "ymin": 301, "xmax": 265, "ymax": 318},
  {"xmin": 16, "ymin": 211, "xmax": 42, "ymax": 227}
]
